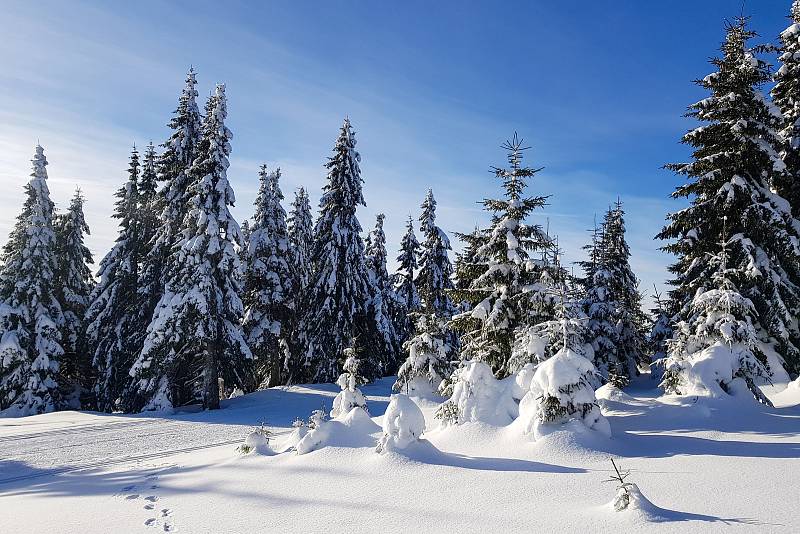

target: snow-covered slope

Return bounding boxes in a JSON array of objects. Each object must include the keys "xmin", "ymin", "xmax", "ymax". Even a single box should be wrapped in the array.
[{"xmin": 1, "ymin": 376, "xmax": 799, "ymax": 533}]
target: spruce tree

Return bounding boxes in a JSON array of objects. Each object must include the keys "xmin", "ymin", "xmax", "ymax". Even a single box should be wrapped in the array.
[
  {"xmin": 129, "ymin": 84, "xmax": 252, "ymax": 411},
  {"xmin": 662, "ymin": 229, "xmax": 773, "ymax": 406},
  {"xmin": 772, "ymin": 1, "xmax": 800, "ymax": 217},
  {"xmin": 301, "ymin": 119, "xmax": 376, "ymax": 383},
  {"xmin": 519, "ymin": 293, "xmax": 610, "ymax": 438},
  {"xmin": 365, "ymin": 213, "xmax": 401, "ymax": 373},
  {"xmin": 450, "ymin": 134, "xmax": 550, "ymax": 377},
  {"xmin": 397, "ymin": 189, "xmax": 460, "ymax": 393},
  {"xmin": 657, "ymin": 17, "xmax": 800, "ymax": 376},
  {"xmin": 0, "ymin": 145, "xmax": 66, "ymax": 415},
  {"xmin": 53, "ymin": 188, "xmax": 94, "ymax": 399},
  {"xmin": 138, "ymin": 142, "xmax": 160, "ymax": 258},
  {"xmin": 287, "ymin": 188, "xmax": 313, "ymax": 300},
  {"xmin": 139, "ymin": 68, "xmax": 204, "ymax": 337},
  {"xmin": 394, "ymin": 216, "xmax": 421, "ymax": 310},
  {"xmin": 648, "ymin": 287, "xmax": 673, "ymax": 381},
  {"xmin": 284, "ymin": 187, "xmax": 313, "ymax": 382},
  {"xmin": 243, "ymin": 165, "xmax": 291, "ymax": 388},
  {"xmin": 603, "ymin": 201, "xmax": 647, "ymax": 382},
  {"xmin": 393, "ymin": 312, "xmax": 454, "ymax": 396},
  {"xmin": 415, "ymin": 189, "xmax": 456, "ymax": 316},
  {"xmin": 86, "ymin": 147, "xmax": 143, "ymax": 412},
  {"xmin": 581, "ymin": 222, "xmax": 621, "ymax": 384},
  {"xmin": 392, "ymin": 215, "xmax": 421, "ymax": 343}
]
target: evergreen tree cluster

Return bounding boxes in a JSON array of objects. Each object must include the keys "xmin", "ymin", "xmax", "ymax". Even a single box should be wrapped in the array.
[
  {"xmin": 6, "ymin": 4, "xmax": 800, "ymax": 420},
  {"xmin": 0, "ymin": 70, "xmax": 457, "ymax": 415}
]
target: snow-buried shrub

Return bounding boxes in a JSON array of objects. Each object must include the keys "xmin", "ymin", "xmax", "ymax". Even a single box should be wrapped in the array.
[
  {"xmin": 436, "ymin": 361, "xmax": 517, "ymax": 426},
  {"xmin": 518, "ymin": 347, "xmax": 610, "ymax": 440},
  {"xmin": 377, "ymin": 394, "xmax": 426, "ymax": 453},
  {"xmin": 296, "ymin": 407, "xmax": 380, "ymax": 455},
  {"xmin": 330, "ymin": 354, "xmax": 368, "ymax": 418},
  {"xmin": 238, "ymin": 424, "xmax": 273, "ymax": 455}
]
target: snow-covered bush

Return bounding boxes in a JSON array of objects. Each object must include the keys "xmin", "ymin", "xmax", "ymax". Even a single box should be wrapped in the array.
[
  {"xmin": 518, "ymin": 346, "xmax": 610, "ymax": 439},
  {"xmin": 238, "ymin": 423, "xmax": 273, "ymax": 455},
  {"xmin": 393, "ymin": 313, "xmax": 453, "ymax": 397},
  {"xmin": 662, "ymin": 264, "xmax": 773, "ymax": 405},
  {"xmin": 376, "ymin": 394, "xmax": 426, "ymax": 453},
  {"xmin": 330, "ymin": 351, "xmax": 368, "ymax": 418},
  {"xmin": 296, "ymin": 404, "xmax": 380, "ymax": 455},
  {"xmin": 435, "ymin": 361, "xmax": 517, "ymax": 426}
]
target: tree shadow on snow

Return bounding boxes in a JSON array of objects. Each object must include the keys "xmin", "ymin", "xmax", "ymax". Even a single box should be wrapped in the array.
[
  {"xmin": 396, "ymin": 439, "xmax": 586, "ymax": 474},
  {"xmin": 0, "ymin": 459, "xmax": 207, "ymax": 498}
]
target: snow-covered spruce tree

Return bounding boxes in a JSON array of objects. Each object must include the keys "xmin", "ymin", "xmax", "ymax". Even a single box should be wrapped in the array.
[
  {"xmin": 243, "ymin": 165, "xmax": 291, "ymax": 388},
  {"xmin": 287, "ymin": 187, "xmax": 313, "ymax": 295},
  {"xmin": 581, "ymin": 227, "xmax": 622, "ymax": 385},
  {"xmin": 330, "ymin": 345, "xmax": 368, "ymax": 418},
  {"xmin": 129, "ymin": 84, "xmax": 252, "ymax": 411},
  {"xmin": 603, "ymin": 201, "xmax": 648, "ymax": 377},
  {"xmin": 450, "ymin": 134, "xmax": 550, "ymax": 377},
  {"xmin": 772, "ymin": 1, "xmax": 800, "ymax": 217},
  {"xmin": 657, "ymin": 17, "xmax": 800, "ymax": 376},
  {"xmin": 662, "ymin": 231, "xmax": 773, "ymax": 405},
  {"xmin": 365, "ymin": 213, "xmax": 401, "ymax": 373},
  {"xmin": 396, "ymin": 190, "xmax": 459, "ymax": 395},
  {"xmin": 86, "ymin": 147, "xmax": 144, "ymax": 412},
  {"xmin": 137, "ymin": 142, "xmax": 160, "ymax": 261},
  {"xmin": 53, "ymin": 188, "xmax": 94, "ymax": 399},
  {"xmin": 393, "ymin": 312, "xmax": 453, "ymax": 396},
  {"xmin": 518, "ymin": 294, "xmax": 610, "ymax": 439},
  {"xmin": 0, "ymin": 145, "xmax": 66, "ymax": 416},
  {"xmin": 648, "ymin": 287, "xmax": 673, "ymax": 382},
  {"xmin": 415, "ymin": 189, "xmax": 456, "ymax": 316},
  {"xmin": 300, "ymin": 119, "xmax": 378, "ymax": 383},
  {"xmin": 391, "ymin": 215, "xmax": 421, "ymax": 345},
  {"xmin": 138, "ymin": 68, "xmax": 204, "ymax": 335},
  {"xmin": 283, "ymin": 187, "xmax": 313, "ymax": 382}
]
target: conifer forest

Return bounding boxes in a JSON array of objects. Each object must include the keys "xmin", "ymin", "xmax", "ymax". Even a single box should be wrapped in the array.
[{"xmin": 2, "ymin": 3, "xmax": 800, "ymax": 533}]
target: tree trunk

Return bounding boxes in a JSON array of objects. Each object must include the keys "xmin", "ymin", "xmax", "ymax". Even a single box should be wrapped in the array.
[{"xmin": 203, "ymin": 337, "xmax": 220, "ymax": 410}]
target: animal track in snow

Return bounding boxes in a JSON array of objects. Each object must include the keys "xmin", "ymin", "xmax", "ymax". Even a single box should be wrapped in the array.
[{"xmin": 145, "ymin": 495, "xmax": 159, "ymax": 502}]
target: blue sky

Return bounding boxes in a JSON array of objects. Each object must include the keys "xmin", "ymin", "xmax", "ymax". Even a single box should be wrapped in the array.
[{"xmin": 0, "ymin": 1, "xmax": 793, "ymax": 307}]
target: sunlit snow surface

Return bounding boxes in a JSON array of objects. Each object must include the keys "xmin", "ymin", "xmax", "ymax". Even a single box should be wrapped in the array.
[{"xmin": 1, "ymin": 376, "xmax": 799, "ymax": 533}]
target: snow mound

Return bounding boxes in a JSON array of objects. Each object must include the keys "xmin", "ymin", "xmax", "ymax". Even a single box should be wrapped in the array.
[
  {"xmin": 769, "ymin": 376, "xmax": 800, "ymax": 408},
  {"xmin": 596, "ymin": 384, "xmax": 636, "ymax": 404},
  {"xmin": 610, "ymin": 483, "xmax": 659, "ymax": 516},
  {"xmin": 295, "ymin": 407, "xmax": 380, "ymax": 455},
  {"xmin": 377, "ymin": 394, "xmax": 425, "ymax": 453},
  {"xmin": 277, "ymin": 420, "xmax": 311, "ymax": 453}
]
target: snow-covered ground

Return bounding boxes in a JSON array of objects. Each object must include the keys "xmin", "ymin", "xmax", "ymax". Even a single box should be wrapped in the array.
[{"xmin": 2, "ymin": 376, "xmax": 799, "ymax": 533}]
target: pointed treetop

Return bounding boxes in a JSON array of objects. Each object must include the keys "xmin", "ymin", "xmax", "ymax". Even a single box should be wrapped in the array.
[{"xmin": 32, "ymin": 144, "xmax": 48, "ymax": 172}]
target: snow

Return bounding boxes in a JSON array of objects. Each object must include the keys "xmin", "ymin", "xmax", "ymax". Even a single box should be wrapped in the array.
[
  {"xmin": 1, "ymin": 376, "xmax": 800, "ymax": 532},
  {"xmin": 376, "ymin": 393, "xmax": 426, "ymax": 452},
  {"xmin": 441, "ymin": 360, "xmax": 518, "ymax": 425}
]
